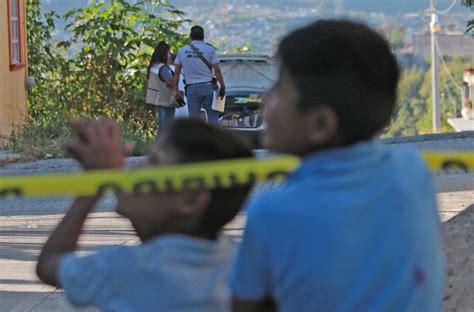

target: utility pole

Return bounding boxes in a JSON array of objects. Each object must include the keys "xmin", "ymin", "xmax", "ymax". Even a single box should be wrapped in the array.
[
  {"xmin": 430, "ymin": 2, "xmax": 441, "ymax": 132},
  {"xmin": 427, "ymin": 0, "xmax": 458, "ymax": 132}
]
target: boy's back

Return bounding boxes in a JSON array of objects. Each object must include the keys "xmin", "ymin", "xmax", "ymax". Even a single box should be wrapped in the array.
[
  {"xmin": 230, "ymin": 20, "xmax": 444, "ymax": 311},
  {"xmin": 231, "ymin": 142, "xmax": 444, "ymax": 311},
  {"xmin": 60, "ymin": 234, "xmax": 235, "ymax": 311}
]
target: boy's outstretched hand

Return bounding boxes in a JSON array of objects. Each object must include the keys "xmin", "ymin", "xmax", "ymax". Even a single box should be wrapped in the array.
[
  {"xmin": 37, "ymin": 119, "xmax": 133, "ymax": 287},
  {"xmin": 64, "ymin": 119, "xmax": 133, "ymax": 170}
]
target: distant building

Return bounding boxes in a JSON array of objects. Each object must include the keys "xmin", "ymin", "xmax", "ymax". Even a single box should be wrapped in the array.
[
  {"xmin": 412, "ymin": 32, "xmax": 474, "ymax": 58},
  {"xmin": 0, "ymin": 0, "xmax": 28, "ymax": 147},
  {"xmin": 448, "ymin": 68, "xmax": 474, "ymax": 131}
]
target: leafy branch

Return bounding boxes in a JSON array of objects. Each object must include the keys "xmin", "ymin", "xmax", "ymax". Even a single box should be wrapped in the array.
[{"xmin": 461, "ymin": 0, "xmax": 474, "ymax": 32}]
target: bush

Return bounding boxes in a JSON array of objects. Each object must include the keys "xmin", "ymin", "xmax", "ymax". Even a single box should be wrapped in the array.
[{"xmin": 17, "ymin": 0, "xmax": 188, "ymax": 159}]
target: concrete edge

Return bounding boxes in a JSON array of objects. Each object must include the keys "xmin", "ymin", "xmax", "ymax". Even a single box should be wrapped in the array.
[{"xmin": 0, "ymin": 151, "xmax": 23, "ymax": 165}]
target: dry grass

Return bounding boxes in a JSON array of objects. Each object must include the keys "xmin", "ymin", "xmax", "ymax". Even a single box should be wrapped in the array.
[{"xmin": 6, "ymin": 122, "xmax": 154, "ymax": 161}]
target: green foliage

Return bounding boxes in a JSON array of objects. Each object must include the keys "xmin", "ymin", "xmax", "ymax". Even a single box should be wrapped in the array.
[
  {"xmin": 385, "ymin": 70, "xmax": 425, "ymax": 137},
  {"xmin": 384, "ymin": 56, "xmax": 468, "ymax": 137},
  {"xmin": 26, "ymin": 0, "xmax": 69, "ymax": 128},
  {"xmin": 57, "ymin": 0, "xmax": 188, "ymax": 136},
  {"xmin": 462, "ymin": 0, "xmax": 474, "ymax": 32},
  {"xmin": 378, "ymin": 19, "xmax": 406, "ymax": 52},
  {"xmin": 22, "ymin": 0, "xmax": 189, "ymax": 157}
]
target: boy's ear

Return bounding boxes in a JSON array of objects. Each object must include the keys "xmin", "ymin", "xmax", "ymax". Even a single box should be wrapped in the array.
[
  {"xmin": 176, "ymin": 190, "xmax": 211, "ymax": 216},
  {"xmin": 305, "ymin": 106, "xmax": 338, "ymax": 145}
]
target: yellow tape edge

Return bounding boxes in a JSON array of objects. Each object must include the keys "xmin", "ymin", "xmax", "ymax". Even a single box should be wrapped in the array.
[
  {"xmin": 0, "ymin": 156, "xmax": 301, "ymax": 197},
  {"xmin": 421, "ymin": 151, "xmax": 474, "ymax": 172},
  {"xmin": 0, "ymin": 152, "xmax": 473, "ymax": 198}
]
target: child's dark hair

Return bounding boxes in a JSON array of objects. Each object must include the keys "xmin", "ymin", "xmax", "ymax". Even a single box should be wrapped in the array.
[
  {"xmin": 147, "ymin": 41, "xmax": 170, "ymax": 79},
  {"xmin": 159, "ymin": 119, "xmax": 253, "ymax": 238},
  {"xmin": 278, "ymin": 20, "xmax": 400, "ymax": 145}
]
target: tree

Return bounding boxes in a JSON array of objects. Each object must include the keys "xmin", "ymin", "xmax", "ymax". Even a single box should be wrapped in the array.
[
  {"xmin": 378, "ymin": 19, "xmax": 406, "ymax": 52},
  {"xmin": 26, "ymin": 0, "xmax": 69, "ymax": 128},
  {"xmin": 461, "ymin": 0, "xmax": 474, "ymax": 32},
  {"xmin": 385, "ymin": 70, "xmax": 425, "ymax": 137},
  {"xmin": 26, "ymin": 0, "xmax": 189, "ymax": 139},
  {"xmin": 384, "ymin": 55, "xmax": 468, "ymax": 137}
]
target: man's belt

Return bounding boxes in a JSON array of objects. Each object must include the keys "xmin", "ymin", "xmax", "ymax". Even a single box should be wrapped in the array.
[{"xmin": 185, "ymin": 81, "xmax": 213, "ymax": 86}]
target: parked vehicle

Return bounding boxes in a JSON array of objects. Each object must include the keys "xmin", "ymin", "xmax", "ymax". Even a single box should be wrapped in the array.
[
  {"xmin": 218, "ymin": 55, "xmax": 277, "ymax": 147},
  {"xmin": 175, "ymin": 54, "xmax": 277, "ymax": 147}
]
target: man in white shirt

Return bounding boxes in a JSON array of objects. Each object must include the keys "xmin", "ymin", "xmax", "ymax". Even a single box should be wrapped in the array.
[{"xmin": 173, "ymin": 25, "xmax": 226, "ymax": 125}]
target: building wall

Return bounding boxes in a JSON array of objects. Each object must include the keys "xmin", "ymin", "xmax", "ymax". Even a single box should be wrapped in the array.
[
  {"xmin": 413, "ymin": 33, "xmax": 474, "ymax": 58},
  {"xmin": 465, "ymin": 70, "xmax": 474, "ymax": 102},
  {"xmin": 0, "ymin": 1, "xmax": 28, "ymax": 147}
]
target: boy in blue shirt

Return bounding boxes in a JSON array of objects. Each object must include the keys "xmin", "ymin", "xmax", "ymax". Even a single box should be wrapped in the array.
[
  {"xmin": 36, "ymin": 119, "xmax": 252, "ymax": 311},
  {"xmin": 231, "ymin": 20, "xmax": 445, "ymax": 311}
]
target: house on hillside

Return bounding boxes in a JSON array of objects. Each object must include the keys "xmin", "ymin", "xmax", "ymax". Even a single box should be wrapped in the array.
[
  {"xmin": 464, "ymin": 68, "xmax": 474, "ymax": 102},
  {"xmin": 0, "ymin": 0, "xmax": 28, "ymax": 147},
  {"xmin": 448, "ymin": 68, "xmax": 474, "ymax": 131}
]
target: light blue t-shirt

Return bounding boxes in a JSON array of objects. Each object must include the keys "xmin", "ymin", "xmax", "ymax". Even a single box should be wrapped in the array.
[
  {"xmin": 59, "ymin": 234, "xmax": 236, "ymax": 312},
  {"xmin": 175, "ymin": 40, "xmax": 219, "ymax": 85},
  {"xmin": 230, "ymin": 142, "xmax": 445, "ymax": 312},
  {"xmin": 150, "ymin": 65, "xmax": 173, "ymax": 82}
]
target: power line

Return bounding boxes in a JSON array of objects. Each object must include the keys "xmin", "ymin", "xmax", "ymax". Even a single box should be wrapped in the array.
[
  {"xmin": 434, "ymin": 38, "xmax": 464, "ymax": 116},
  {"xmin": 428, "ymin": 0, "xmax": 459, "ymax": 15},
  {"xmin": 435, "ymin": 39, "xmax": 462, "ymax": 89}
]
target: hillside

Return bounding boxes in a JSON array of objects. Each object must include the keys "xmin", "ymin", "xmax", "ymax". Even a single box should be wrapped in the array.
[
  {"xmin": 169, "ymin": 0, "xmax": 470, "ymax": 14},
  {"xmin": 40, "ymin": 0, "xmax": 472, "ymax": 56},
  {"xmin": 43, "ymin": 0, "xmax": 470, "ymax": 15}
]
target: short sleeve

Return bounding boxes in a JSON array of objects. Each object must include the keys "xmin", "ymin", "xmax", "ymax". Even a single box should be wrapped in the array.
[
  {"xmin": 58, "ymin": 248, "xmax": 126, "ymax": 307},
  {"xmin": 158, "ymin": 66, "xmax": 173, "ymax": 82},
  {"xmin": 229, "ymin": 200, "xmax": 271, "ymax": 299},
  {"xmin": 210, "ymin": 49, "xmax": 219, "ymax": 65}
]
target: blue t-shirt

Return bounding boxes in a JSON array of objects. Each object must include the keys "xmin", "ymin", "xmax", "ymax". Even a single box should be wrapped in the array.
[
  {"xmin": 230, "ymin": 142, "xmax": 445, "ymax": 312},
  {"xmin": 59, "ymin": 234, "xmax": 236, "ymax": 312}
]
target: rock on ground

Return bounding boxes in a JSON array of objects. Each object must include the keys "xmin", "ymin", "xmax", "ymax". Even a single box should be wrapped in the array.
[{"xmin": 443, "ymin": 204, "xmax": 474, "ymax": 312}]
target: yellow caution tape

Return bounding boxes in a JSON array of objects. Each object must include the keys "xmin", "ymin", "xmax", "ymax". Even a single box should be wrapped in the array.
[
  {"xmin": 0, "ymin": 152, "xmax": 472, "ymax": 198},
  {"xmin": 0, "ymin": 156, "xmax": 301, "ymax": 198},
  {"xmin": 421, "ymin": 151, "xmax": 474, "ymax": 172}
]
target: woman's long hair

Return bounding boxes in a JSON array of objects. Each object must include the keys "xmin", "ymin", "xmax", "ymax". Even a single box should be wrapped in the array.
[{"xmin": 147, "ymin": 41, "xmax": 171, "ymax": 79}]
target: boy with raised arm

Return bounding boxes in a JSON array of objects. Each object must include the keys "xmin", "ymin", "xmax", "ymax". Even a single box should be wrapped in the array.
[{"xmin": 37, "ymin": 119, "xmax": 252, "ymax": 311}]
